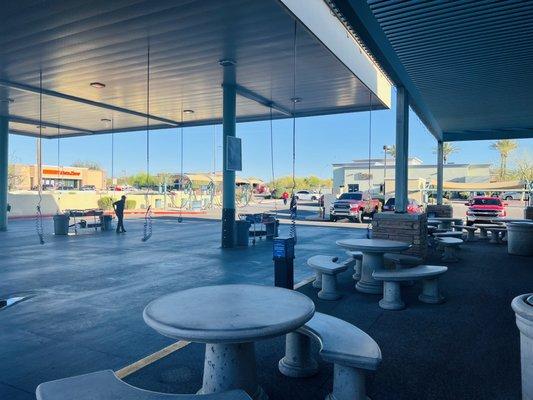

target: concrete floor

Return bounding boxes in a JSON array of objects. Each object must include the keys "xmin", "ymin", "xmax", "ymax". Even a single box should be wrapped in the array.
[{"xmin": 0, "ymin": 217, "xmax": 530, "ymax": 399}]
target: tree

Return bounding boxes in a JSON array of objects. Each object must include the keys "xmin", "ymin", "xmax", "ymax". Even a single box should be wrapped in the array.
[
  {"xmin": 510, "ymin": 152, "xmax": 533, "ymax": 182},
  {"xmin": 386, "ymin": 145, "xmax": 396, "ymax": 158},
  {"xmin": 127, "ymin": 172, "xmax": 158, "ymax": 188},
  {"xmin": 490, "ymin": 140, "xmax": 518, "ymax": 180},
  {"xmin": 72, "ymin": 160, "xmax": 102, "ymax": 170},
  {"xmin": 7, "ymin": 165, "xmax": 24, "ymax": 190},
  {"xmin": 432, "ymin": 142, "xmax": 459, "ymax": 164}
]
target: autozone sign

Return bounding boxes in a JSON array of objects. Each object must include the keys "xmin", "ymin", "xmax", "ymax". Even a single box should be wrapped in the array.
[{"xmin": 42, "ymin": 168, "xmax": 81, "ymax": 177}]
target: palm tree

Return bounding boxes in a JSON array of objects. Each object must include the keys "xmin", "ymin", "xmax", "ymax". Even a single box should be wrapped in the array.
[
  {"xmin": 490, "ymin": 140, "xmax": 518, "ymax": 180},
  {"xmin": 386, "ymin": 145, "xmax": 396, "ymax": 158},
  {"xmin": 432, "ymin": 142, "xmax": 459, "ymax": 164}
]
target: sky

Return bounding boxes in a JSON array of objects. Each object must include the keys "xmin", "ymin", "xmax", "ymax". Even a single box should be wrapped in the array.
[{"xmin": 8, "ymin": 96, "xmax": 533, "ymax": 182}]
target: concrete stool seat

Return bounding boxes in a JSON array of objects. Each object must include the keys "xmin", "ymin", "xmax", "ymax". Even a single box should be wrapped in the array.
[
  {"xmin": 307, "ymin": 255, "xmax": 348, "ymax": 300},
  {"xmin": 36, "ymin": 370, "xmax": 251, "ymax": 400},
  {"xmin": 346, "ymin": 250, "xmax": 363, "ymax": 281},
  {"xmin": 461, "ymin": 225, "xmax": 478, "ymax": 242},
  {"xmin": 383, "ymin": 253, "xmax": 422, "ymax": 269},
  {"xmin": 279, "ymin": 312, "xmax": 381, "ymax": 400},
  {"xmin": 437, "ymin": 237, "xmax": 463, "ymax": 262},
  {"xmin": 373, "ymin": 265, "xmax": 447, "ymax": 310}
]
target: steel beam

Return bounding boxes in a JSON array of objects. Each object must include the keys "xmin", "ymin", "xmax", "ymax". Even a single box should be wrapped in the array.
[
  {"xmin": 235, "ymin": 85, "xmax": 292, "ymax": 117},
  {"xmin": 394, "ymin": 87, "xmax": 409, "ymax": 213},
  {"xmin": 9, "ymin": 115, "xmax": 94, "ymax": 134},
  {"xmin": 0, "ymin": 79, "xmax": 181, "ymax": 127},
  {"xmin": 330, "ymin": 0, "xmax": 443, "ymax": 140},
  {"xmin": 436, "ymin": 141, "xmax": 444, "ymax": 205},
  {"xmin": 442, "ymin": 128, "xmax": 533, "ymax": 142},
  {"xmin": 221, "ymin": 66, "xmax": 237, "ymax": 248},
  {"xmin": 0, "ymin": 116, "xmax": 8, "ymax": 231}
]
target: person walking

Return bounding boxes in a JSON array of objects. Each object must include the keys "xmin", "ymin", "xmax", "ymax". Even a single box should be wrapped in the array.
[
  {"xmin": 282, "ymin": 191, "xmax": 289, "ymax": 206},
  {"xmin": 113, "ymin": 195, "xmax": 127, "ymax": 233}
]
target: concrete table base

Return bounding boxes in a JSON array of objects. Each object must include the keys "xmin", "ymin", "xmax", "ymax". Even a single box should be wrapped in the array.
[
  {"xmin": 356, "ymin": 253, "xmax": 385, "ymax": 295},
  {"xmin": 441, "ymin": 246, "xmax": 459, "ymax": 263},
  {"xmin": 278, "ymin": 333, "xmax": 318, "ymax": 378},
  {"xmin": 313, "ymin": 272, "xmax": 322, "ymax": 289},
  {"xmin": 379, "ymin": 281, "xmax": 405, "ymax": 310},
  {"xmin": 352, "ymin": 259, "xmax": 362, "ymax": 281},
  {"xmin": 200, "ymin": 343, "xmax": 267, "ymax": 400},
  {"xmin": 418, "ymin": 279, "xmax": 445, "ymax": 304}
]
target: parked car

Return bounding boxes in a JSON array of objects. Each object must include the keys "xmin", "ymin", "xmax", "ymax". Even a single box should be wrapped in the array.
[
  {"xmin": 56, "ymin": 185, "xmax": 75, "ymax": 191},
  {"xmin": 330, "ymin": 192, "xmax": 381, "ymax": 223},
  {"xmin": 465, "ymin": 196, "xmax": 507, "ymax": 225},
  {"xmin": 383, "ymin": 198, "xmax": 422, "ymax": 214},
  {"xmin": 294, "ymin": 190, "xmax": 319, "ymax": 202},
  {"xmin": 500, "ymin": 191, "xmax": 529, "ymax": 201},
  {"xmin": 80, "ymin": 185, "xmax": 96, "ymax": 191}
]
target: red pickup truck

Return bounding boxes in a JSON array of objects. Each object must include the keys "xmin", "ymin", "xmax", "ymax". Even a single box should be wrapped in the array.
[
  {"xmin": 330, "ymin": 192, "xmax": 381, "ymax": 223},
  {"xmin": 465, "ymin": 196, "xmax": 507, "ymax": 225}
]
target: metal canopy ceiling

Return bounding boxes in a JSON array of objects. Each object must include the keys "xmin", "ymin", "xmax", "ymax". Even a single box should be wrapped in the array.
[
  {"xmin": 333, "ymin": 0, "xmax": 533, "ymax": 142},
  {"xmin": 0, "ymin": 0, "xmax": 390, "ymax": 138}
]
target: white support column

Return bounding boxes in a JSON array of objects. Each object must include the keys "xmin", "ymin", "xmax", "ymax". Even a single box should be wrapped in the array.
[
  {"xmin": 395, "ymin": 87, "xmax": 409, "ymax": 213},
  {"xmin": 436, "ymin": 141, "xmax": 444, "ymax": 205},
  {"xmin": 0, "ymin": 116, "xmax": 8, "ymax": 231}
]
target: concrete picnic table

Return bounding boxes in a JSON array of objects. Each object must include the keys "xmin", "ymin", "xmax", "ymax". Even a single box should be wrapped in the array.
[
  {"xmin": 336, "ymin": 238, "xmax": 411, "ymax": 294},
  {"xmin": 430, "ymin": 217, "xmax": 463, "ymax": 230},
  {"xmin": 143, "ymin": 284, "xmax": 315, "ymax": 400}
]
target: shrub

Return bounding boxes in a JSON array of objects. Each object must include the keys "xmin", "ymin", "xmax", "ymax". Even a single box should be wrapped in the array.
[
  {"xmin": 125, "ymin": 199, "xmax": 136, "ymax": 209},
  {"xmin": 97, "ymin": 196, "xmax": 114, "ymax": 210}
]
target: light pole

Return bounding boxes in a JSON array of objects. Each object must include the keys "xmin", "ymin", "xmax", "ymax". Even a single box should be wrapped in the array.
[{"xmin": 383, "ymin": 145, "xmax": 390, "ymax": 200}]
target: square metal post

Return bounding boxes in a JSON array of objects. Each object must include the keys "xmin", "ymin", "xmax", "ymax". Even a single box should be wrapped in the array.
[
  {"xmin": 395, "ymin": 87, "xmax": 409, "ymax": 213},
  {"xmin": 221, "ymin": 60, "xmax": 237, "ymax": 248},
  {"xmin": 436, "ymin": 141, "xmax": 444, "ymax": 205},
  {"xmin": 0, "ymin": 116, "xmax": 8, "ymax": 231}
]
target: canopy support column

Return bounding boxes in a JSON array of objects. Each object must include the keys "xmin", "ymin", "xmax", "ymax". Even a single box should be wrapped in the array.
[
  {"xmin": 395, "ymin": 87, "xmax": 409, "ymax": 213},
  {"xmin": 221, "ymin": 60, "xmax": 236, "ymax": 248},
  {"xmin": 0, "ymin": 116, "xmax": 8, "ymax": 231},
  {"xmin": 436, "ymin": 141, "xmax": 444, "ymax": 205}
]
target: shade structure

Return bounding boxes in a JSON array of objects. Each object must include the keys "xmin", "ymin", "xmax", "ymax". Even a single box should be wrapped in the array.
[
  {"xmin": 331, "ymin": 0, "xmax": 533, "ymax": 142},
  {"xmin": 0, "ymin": 0, "xmax": 391, "ymax": 138}
]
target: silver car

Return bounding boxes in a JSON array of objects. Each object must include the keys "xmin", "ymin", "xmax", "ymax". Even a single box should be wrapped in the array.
[{"xmin": 500, "ymin": 191, "xmax": 529, "ymax": 201}]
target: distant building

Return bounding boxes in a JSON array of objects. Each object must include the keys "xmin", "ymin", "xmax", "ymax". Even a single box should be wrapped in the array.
[
  {"xmin": 9, "ymin": 164, "xmax": 106, "ymax": 190},
  {"xmin": 333, "ymin": 158, "xmax": 491, "ymax": 195}
]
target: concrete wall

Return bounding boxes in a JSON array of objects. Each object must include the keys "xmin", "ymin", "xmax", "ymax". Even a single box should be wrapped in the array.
[{"xmin": 7, "ymin": 191, "xmax": 219, "ymax": 217}]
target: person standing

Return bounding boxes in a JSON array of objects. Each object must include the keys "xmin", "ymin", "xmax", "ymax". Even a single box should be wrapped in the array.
[
  {"xmin": 113, "ymin": 195, "xmax": 127, "ymax": 233},
  {"xmin": 282, "ymin": 191, "xmax": 289, "ymax": 205}
]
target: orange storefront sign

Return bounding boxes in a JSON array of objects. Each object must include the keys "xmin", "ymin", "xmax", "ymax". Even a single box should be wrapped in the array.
[{"xmin": 42, "ymin": 168, "xmax": 81, "ymax": 177}]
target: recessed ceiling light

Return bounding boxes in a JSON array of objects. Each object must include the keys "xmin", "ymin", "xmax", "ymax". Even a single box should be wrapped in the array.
[
  {"xmin": 36, "ymin": 125, "xmax": 46, "ymax": 129},
  {"xmin": 183, "ymin": 109, "xmax": 195, "ymax": 114},
  {"xmin": 100, "ymin": 118, "xmax": 111, "ymax": 122},
  {"xmin": 0, "ymin": 98, "xmax": 14, "ymax": 103},
  {"xmin": 291, "ymin": 97, "xmax": 302, "ymax": 103},
  {"xmin": 90, "ymin": 82, "xmax": 106, "ymax": 89}
]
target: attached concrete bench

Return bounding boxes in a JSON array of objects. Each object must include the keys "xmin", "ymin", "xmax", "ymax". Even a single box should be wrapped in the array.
[
  {"xmin": 346, "ymin": 250, "xmax": 363, "ymax": 281},
  {"xmin": 36, "ymin": 370, "xmax": 251, "ymax": 400},
  {"xmin": 475, "ymin": 224, "xmax": 501, "ymax": 239},
  {"xmin": 460, "ymin": 225, "xmax": 478, "ymax": 242},
  {"xmin": 487, "ymin": 226, "xmax": 507, "ymax": 244},
  {"xmin": 279, "ymin": 312, "xmax": 381, "ymax": 400},
  {"xmin": 433, "ymin": 231, "xmax": 464, "ymax": 239},
  {"xmin": 437, "ymin": 237, "xmax": 463, "ymax": 262},
  {"xmin": 373, "ymin": 265, "xmax": 448, "ymax": 310},
  {"xmin": 307, "ymin": 255, "xmax": 349, "ymax": 300}
]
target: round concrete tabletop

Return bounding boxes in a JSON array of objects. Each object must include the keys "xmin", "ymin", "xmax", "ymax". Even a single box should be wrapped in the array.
[
  {"xmin": 431, "ymin": 217, "xmax": 463, "ymax": 221},
  {"xmin": 527, "ymin": 295, "xmax": 533, "ymax": 306},
  {"xmin": 144, "ymin": 284, "xmax": 315, "ymax": 343},
  {"xmin": 336, "ymin": 238, "xmax": 411, "ymax": 253}
]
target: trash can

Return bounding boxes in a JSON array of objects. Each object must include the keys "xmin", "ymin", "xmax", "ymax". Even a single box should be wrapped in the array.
[
  {"xmin": 53, "ymin": 213, "xmax": 70, "ymax": 235},
  {"xmin": 235, "ymin": 220, "xmax": 251, "ymax": 247},
  {"xmin": 511, "ymin": 293, "xmax": 533, "ymax": 399},
  {"xmin": 507, "ymin": 222, "xmax": 533, "ymax": 256},
  {"xmin": 100, "ymin": 215, "xmax": 113, "ymax": 231}
]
